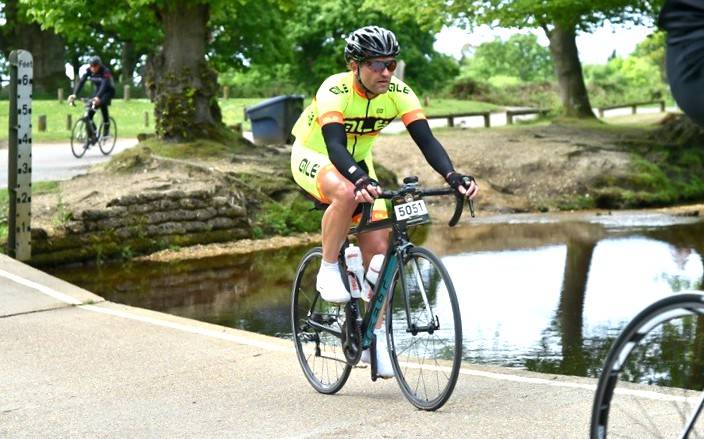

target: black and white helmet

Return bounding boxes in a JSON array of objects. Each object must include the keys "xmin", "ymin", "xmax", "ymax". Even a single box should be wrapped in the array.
[
  {"xmin": 89, "ymin": 56, "xmax": 102, "ymax": 66},
  {"xmin": 344, "ymin": 26, "xmax": 400, "ymax": 62}
]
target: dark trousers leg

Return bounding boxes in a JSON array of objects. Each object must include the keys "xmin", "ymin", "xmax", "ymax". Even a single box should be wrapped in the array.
[
  {"xmin": 99, "ymin": 104, "xmax": 110, "ymax": 136},
  {"xmin": 87, "ymin": 107, "xmax": 97, "ymax": 138},
  {"xmin": 666, "ymin": 42, "xmax": 704, "ymax": 128}
]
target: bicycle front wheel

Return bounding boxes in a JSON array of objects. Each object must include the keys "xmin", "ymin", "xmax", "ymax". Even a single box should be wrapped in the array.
[
  {"xmin": 386, "ymin": 246, "xmax": 462, "ymax": 411},
  {"xmin": 291, "ymin": 247, "xmax": 352, "ymax": 394},
  {"xmin": 98, "ymin": 117, "xmax": 117, "ymax": 155},
  {"xmin": 70, "ymin": 119, "xmax": 89, "ymax": 158},
  {"xmin": 591, "ymin": 293, "xmax": 704, "ymax": 439}
]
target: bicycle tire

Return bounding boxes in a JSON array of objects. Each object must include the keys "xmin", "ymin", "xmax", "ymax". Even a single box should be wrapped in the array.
[
  {"xmin": 98, "ymin": 116, "xmax": 117, "ymax": 155},
  {"xmin": 291, "ymin": 247, "xmax": 352, "ymax": 394},
  {"xmin": 70, "ymin": 118, "xmax": 89, "ymax": 158},
  {"xmin": 591, "ymin": 292, "xmax": 704, "ymax": 438},
  {"xmin": 386, "ymin": 246, "xmax": 462, "ymax": 411}
]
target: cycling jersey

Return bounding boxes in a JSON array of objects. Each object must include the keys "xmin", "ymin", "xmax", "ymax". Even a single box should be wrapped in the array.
[
  {"xmin": 291, "ymin": 71, "xmax": 426, "ymax": 161},
  {"xmin": 73, "ymin": 65, "xmax": 116, "ymax": 102}
]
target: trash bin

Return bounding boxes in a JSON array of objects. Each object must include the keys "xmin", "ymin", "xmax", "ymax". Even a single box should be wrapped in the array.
[{"xmin": 244, "ymin": 95, "xmax": 304, "ymax": 145}]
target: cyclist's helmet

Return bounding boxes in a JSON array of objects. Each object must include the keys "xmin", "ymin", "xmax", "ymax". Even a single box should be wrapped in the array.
[
  {"xmin": 89, "ymin": 56, "xmax": 102, "ymax": 66},
  {"xmin": 344, "ymin": 26, "xmax": 400, "ymax": 62}
]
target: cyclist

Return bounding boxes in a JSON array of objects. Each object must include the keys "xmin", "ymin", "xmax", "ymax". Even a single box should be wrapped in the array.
[
  {"xmin": 659, "ymin": 0, "xmax": 704, "ymax": 127},
  {"xmin": 67, "ymin": 56, "xmax": 116, "ymax": 139},
  {"xmin": 290, "ymin": 25, "xmax": 479, "ymax": 377}
]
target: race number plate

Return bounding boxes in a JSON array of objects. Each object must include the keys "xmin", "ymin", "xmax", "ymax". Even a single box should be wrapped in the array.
[{"xmin": 393, "ymin": 199, "xmax": 430, "ymax": 225}]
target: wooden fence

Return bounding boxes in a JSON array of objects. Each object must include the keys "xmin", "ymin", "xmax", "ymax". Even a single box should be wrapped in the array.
[
  {"xmin": 597, "ymin": 100, "xmax": 666, "ymax": 117},
  {"xmin": 428, "ymin": 111, "xmax": 492, "ymax": 128},
  {"xmin": 426, "ymin": 108, "xmax": 548, "ymax": 128}
]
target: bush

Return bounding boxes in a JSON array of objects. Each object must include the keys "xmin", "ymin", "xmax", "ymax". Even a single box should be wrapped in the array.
[
  {"xmin": 584, "ymin": 55, "xmax": 668, "ymax": 108},
  {"xmin": 447, "ymin": 76, "xmax": 560, "ymax": 109},
  {"xmin": 219, "ymin": 64, "xmax": 303, "ymax": 98}
]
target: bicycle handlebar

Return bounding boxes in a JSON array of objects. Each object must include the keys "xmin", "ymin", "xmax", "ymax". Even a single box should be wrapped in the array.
[
  {"xmin": 355, "ymin": 177, "xmax": 475, "ymax": 230},
  {"xmin": 69, "ymin": 98, "xmax": 96, "ymax": 109}
]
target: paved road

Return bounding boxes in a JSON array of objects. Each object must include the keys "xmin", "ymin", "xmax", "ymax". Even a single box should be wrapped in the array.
[
  {"xmin": 0, "ymin": 253, "xmax": 602, "ymax": 438},
  {"xmin": 0, "ymin": 138, "xmax": 138, "ymax": 186}
]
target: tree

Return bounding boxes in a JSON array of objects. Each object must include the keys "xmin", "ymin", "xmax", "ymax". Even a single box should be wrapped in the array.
[
  {"xmin": 24, "ymin": 0, "xmax": 289, "ymax": 142},
  {"xmin": 462, "ymin": 34, "xmax": 553, "ymax": 83},
  {"xmin": 1, "ymin": 0, "xmax": 67, "ymax": 95},
  {"xmin": 368, "ymin": 0, "xmax": 664, "ymax": 118},
  {"xmin": 284, "ymin": 0, "xmax": 458, "ymax": 94},
  {"xmin": 632, "ymin": 30, "xmax": 666, "ymax": 81}
]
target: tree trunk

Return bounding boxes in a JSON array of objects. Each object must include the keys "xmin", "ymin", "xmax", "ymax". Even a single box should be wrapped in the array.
[
  {"xmin": 545, "ymin": 23, "xmax": 595, "ymax": 119},
  {"xmin": 4, "ymin": 0, "xmax": 67, "ymax": 95},
  {"xmin": 120, "ymin": 40, "xmax": 137, "ymax": 85},
  {"xmin": 145, "ymin": 1, "xmax": 224, "ymax": 141}
]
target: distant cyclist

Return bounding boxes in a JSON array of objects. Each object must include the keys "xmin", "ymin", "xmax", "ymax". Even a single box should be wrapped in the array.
[
  {"xmin": 68, "ymin": 56, "xmax": 116, "ymax": 138},
  {"xmin": 289, "ymin": 25, "xmax": 479, "ymax": 377},
  {"xmin": 659, "ymin": 0, "xmax": 704, "ymax": 127}
]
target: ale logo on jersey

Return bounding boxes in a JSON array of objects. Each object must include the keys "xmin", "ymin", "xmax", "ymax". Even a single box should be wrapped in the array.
[
  {"xmin": 329, "ymin": 84, "xmax": 350, "ymax": 95},
  {"xmin": 344, "ymin": 117, "xmax": 394, "ymax": 134},
  {"xmin": 298, "ymin": 158, "xmax": 320, "ymax": 178}
]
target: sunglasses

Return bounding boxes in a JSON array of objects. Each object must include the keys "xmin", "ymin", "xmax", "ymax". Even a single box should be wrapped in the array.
[{"xmin": 364, "ymin": 59, "xmax": 397, "ymax": 73}]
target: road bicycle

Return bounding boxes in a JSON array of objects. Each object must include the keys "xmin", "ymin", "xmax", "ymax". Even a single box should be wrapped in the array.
[
  {"xmin": 591, "ymin": 292, "xmax": 704, "ymax": 438},
  {"xmin": 291, "ymin": 176, "xmax": 474, "ymax": 410},
  {"xmin": 69, "ymin": 98, "xmax": 117, "ymax": 158}
]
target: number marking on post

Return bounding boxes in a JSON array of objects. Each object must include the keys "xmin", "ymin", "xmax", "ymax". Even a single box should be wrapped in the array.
[{"xmin": 8, "ymin": 50, "xmax": 33, "ymax": 260}]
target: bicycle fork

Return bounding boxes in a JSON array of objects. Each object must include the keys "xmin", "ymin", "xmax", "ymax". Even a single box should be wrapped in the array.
[{"xmin": 394, "ymin": 248, "xmax": 439, "ymax": 336}]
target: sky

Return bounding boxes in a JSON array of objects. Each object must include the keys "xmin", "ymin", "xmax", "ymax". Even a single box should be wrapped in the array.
[{"xmin": 433, "ymin": 21, "xmax": 655, "ymax": 65}]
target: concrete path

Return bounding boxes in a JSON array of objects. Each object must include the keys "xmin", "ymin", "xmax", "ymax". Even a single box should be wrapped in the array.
[
  {"xmin": 0, "ymin": 253, "xmax": 605, "ymax": 438},
  {"xmin": 0, "ymin": 138, "xmax": 139, "ymax": 186}
]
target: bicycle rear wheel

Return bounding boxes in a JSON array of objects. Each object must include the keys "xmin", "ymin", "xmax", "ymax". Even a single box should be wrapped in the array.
[
  {"xmin": 98, "ymin": 116, "xmax": 117, "ymax": 155},
  {"xmin": 70, "ymin": 119, "xmax": 89, "ymax": 158},
  {"xmin": 291, "ymin": 247, "xmax": 352, "ymax": 394},
  {"xmin": 591, "ymin": 293, "xmax": 704, "ymax": 438},
  {"xmin": 386, "ymin": 246, "xmax": 462, "ymax": 411}
]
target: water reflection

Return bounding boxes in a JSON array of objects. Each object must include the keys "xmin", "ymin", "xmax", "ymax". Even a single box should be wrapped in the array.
[
  {"xmin": 46, "ymin": 214, "xmax": 704, "ymax": 380},
  {"xmin": 52, "ymin": 247, "xmax": 308, "ymax": 336}
]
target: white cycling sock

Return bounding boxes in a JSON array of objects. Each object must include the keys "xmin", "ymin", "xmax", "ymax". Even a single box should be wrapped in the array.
[{"xmin": 319, "ymin": 259, "xmax": 339, "ymax": 274}]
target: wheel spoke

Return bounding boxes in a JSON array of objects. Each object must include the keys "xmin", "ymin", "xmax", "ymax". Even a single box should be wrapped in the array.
[
  {"xmin": 387, "ymin": 247, "xmax": 461, "ymax": 410},
  {"xmin": 291, "ymin": 248, "xmax": 350, "ymax": 394},
  {"xmin": 591, "ymin": 294, "xmax": 704, "ymax": 438}
]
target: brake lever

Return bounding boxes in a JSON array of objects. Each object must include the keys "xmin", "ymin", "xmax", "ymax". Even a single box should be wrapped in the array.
[{"xmin": 468, "ymin": 198, "xmax": 476, "ymax": 218}]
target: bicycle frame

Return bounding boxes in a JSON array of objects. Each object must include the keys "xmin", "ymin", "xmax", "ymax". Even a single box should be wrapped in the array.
[
  {"xmin": 358, "ymin": 183, "xmax": 472, "ymax": 351},
  {"xmin": 359, "ymin": 225, "xmax": 409, "ymax": 350}
]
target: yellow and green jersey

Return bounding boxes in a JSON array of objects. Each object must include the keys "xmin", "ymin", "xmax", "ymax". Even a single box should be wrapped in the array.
[{"xmin": 291, "ymin": 71, "xmax": 426, "ymax": 160}]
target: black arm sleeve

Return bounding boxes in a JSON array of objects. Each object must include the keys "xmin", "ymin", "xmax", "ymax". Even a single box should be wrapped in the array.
[
  {"xmin": 322, "ymin": 123, "xmax": 367, "ymax": 184},
  {"xmin": 73, "ymin": 72, "xmax": 88, "ymax": 95},
  {"xmin": 406, "ymin": 119, "xmax": 455, "ymax": 178}
]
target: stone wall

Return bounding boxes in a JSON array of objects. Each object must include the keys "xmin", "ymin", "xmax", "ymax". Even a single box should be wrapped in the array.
[{"xmin": 31, "ymin": 188, "xmax": 251, "ymax": 266}]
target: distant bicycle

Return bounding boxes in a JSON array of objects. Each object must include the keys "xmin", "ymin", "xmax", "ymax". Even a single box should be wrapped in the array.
[
  {"xmin": 69, "ymin": 98, "xmax": 117, "ymax": 158},
  {"xmin": 591, "ymin": 292, "xmax": 704, "ymax": 438}
]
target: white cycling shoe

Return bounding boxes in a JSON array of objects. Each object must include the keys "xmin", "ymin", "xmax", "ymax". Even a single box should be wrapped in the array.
[
  {"xmin": 316, "ymin": 268, "xmax": 351, "ymax": 303},
  {"xmin": 361, "ymin": 332, "xmax": 395, "ymax": 378}
]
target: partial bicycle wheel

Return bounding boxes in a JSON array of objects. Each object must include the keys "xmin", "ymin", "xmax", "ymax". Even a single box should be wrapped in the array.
[
  {"xmin": 591, "ymin": 292, "xmax": 704, "ymax": 439},
  {"xmin": 70, "ymin": 118, "xmax": 89, "ymax": 158},
  {"xmin": 291, "ymin": 247, "xmax": 352, "ymax": 394},
  {"xmin": 98, "ymin": 116, "xmax": 117, "ymax": 155},
  {"xmin": 386, "ymin": 246, "xmax": 462, "ymax": 411}
]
